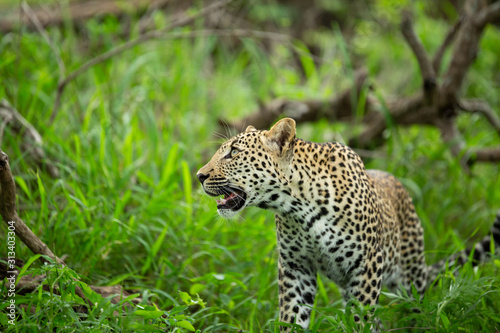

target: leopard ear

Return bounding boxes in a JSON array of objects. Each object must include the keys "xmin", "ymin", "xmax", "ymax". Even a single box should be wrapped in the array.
[
  {"xmin": 245, "ymin": 125, "xmax": 256, "ymax": 133},
  {"xmin": 263, "ymin": 118, "xmax": 296, "ymax": 155}
]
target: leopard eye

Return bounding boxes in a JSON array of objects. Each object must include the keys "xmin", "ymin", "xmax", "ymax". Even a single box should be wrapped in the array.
[{"xmin": 230, "ymin": 148, "xmax": 239, "ymax": 158}]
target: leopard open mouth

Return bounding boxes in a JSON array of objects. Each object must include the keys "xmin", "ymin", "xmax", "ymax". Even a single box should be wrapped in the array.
[{"xmin": 215, "ymin": 187, "xmax": 247, "ymax": 211}]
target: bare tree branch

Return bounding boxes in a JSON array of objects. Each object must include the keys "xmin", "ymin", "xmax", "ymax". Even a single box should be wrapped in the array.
[
  {"xmin": 471, "ymin": 147, "xmax": 500, "ymax": 162},
  {"xmin": 50, "ymin": 0, "xmax": 235, "ymax": 123},
  {"xmin": 401, "ymin": 10, "xmax": 436, "ymax": 104},
  {"xmin": 459, "ymin": 99, "xmax": 500, "ymax": 136},
  {"xmin": 474, "ymin": 1, "xmax": 500, "ymax": 27},
  {"xmin": 160, "ymin": 28, "xmax": 290, "ymax": 43},
  {"xmin": 0, "ymin": 0, "xmax": 173, "ymax": 33},
  {"xmin": 225, "ymin": 3, "xmax": 500, "ymax": 170},
  {"xmin": 435, "ymin": 118, "xmax": 466, "ymax": 157},
  {"xmin": 438, "ymin": 0, "xmax": 491, "ymax": 117},
  {"xmin": 435, "ymin": 118, "xmax": 475, "ymax": 172},
  {"xmin": 352, "ymin": 93, "xmax": 429, "ymax": 148},
  {"xmin": 0, "ymin": 149, "xmax": 63, "ymax": 265},
  {"xmin": 223, "ymin": 69, "xmax": 369, "ymax": 132},
  {"xmin": 0, "ymin": 100, "xmax": 59, "ymax": 178}
]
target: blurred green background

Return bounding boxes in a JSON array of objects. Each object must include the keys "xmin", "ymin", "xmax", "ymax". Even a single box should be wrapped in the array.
[{"xmin": 0, "ymin": 0, "xmax": 499, "ymax": 331}]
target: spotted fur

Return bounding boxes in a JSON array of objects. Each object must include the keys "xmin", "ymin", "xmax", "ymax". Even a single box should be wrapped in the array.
[{"xmin": 197, "ymin": 118, "xmax": 500, "ymax": 330}]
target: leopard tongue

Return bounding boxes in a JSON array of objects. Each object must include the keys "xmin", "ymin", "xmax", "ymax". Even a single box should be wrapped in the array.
[{"xmin": 216, "ymin": 192, "xmax": 237, "ymax": 205}]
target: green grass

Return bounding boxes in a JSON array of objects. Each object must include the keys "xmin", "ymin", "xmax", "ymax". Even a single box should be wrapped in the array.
[{"xmin": 1, "ymin": 1, "xmax": 500, "ymax": 332}]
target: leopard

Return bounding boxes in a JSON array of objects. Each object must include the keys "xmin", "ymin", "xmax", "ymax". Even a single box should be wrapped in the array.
[{"xmin": 197, "ymin": 117, "xmax": 500, "ymax": 330}]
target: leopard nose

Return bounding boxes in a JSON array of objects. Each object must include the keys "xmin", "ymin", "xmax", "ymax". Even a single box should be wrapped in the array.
[{"xmin": 197, "ymin": 172, "xmax": 209, "ymax": 184}]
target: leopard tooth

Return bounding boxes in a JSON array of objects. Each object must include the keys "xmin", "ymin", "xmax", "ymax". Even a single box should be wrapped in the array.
[{"xmin": 216, "ymin": 197, "xmax": 228, "ymax": 205}]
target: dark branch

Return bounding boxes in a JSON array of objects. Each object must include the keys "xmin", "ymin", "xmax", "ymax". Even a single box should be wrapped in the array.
[
  {"xmin": 471, "ymin": 147, "xmax": 500, "ymax": 163},
  {"xmin": 438, "ymin": 0, "xmax": 490, "ymax": 117},
  {"xmin": 222, "ymin": 69, "xmax": 369, "ymax": 132},
  {"xmin": 0, "ymin": 100, "xmax": 59, "ymax": 178},
  {"xmin": 351, "ymin": 93, "xmax": 429, "ymax": 148},
  {"xmin": 435, "ymin": 119, "xmax": 466, "ymax": 157},
  {"xmin": 435, "ymin": 118, "xmax": 470, "ymax": 171},
  {"xmin": 474, "ymin": 1, "xmax": 500, "ymax": 27},
  {"xmin": 0, "ymin": 0, "xmax": 172, "ymax": 33},
  {"xmin": 459, "ymin": 99, "xmax": 500, "ymax": 136},
  {"xmin": 0, "ymin": 149, "xmax": 63, "ymax": 265},
  {"xmin": 401, "ymin": 10, "xmax": 436, "ymax": 104}
]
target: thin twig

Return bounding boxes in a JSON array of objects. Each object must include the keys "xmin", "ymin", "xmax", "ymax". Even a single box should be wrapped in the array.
[
  {"xmin": 21, "ymin": 2, "xmax": 66, "ymax": 78},
  {"xmin": 159, "ymin": 28, "xmax": 290, "ymax": 42},
  {"xmin": 49, "ymin": 0, "xmax": 235, "ymax": 124},
  {"xmin": 138, "ymin": 0, "xmax": 171, "ymax": 34}
]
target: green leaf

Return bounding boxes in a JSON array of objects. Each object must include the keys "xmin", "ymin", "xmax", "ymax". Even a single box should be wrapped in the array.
[
  {"xmin": 116, "ymin": 293, "xmax": 142, "ymax": 307},
  {"xmin": 14, "ymin": 176, "xmax": 31, "ymax": 200},
  {"xmin": 363, "ymin": 322, "xmax": 372, "ymax": 333},
  {"xmin": 490, "ymin": 234, "xmax": 495, "ymax": 254},
  {"xmin": 159, "ymin": 143, "xmax": 179, "ymax": 188},
  {"xmin": 0, "ymin": 312, "xmax": 8, "ymax": 325},
  {"xmin": 16, "ymin": 254, "xmax": 41, "ymax": 284},
  {"xmin": 411, "ymin": 283, "xmax": 419, "ymax": 301},
  {"xmin": 142, "ymin": 223, "xmax": 168, "ymax": 275},
  {"xmin": 134, "ymin": 310, "xmax": 163, "ymax": 319},
  {"xmin": 169, "ymin": 305, "xmax": 189, "ymax": 316},
  {"xmin": 106, "ymin": 272, "xmax": 135, "ymax": 286},
  {"xmin": 36, "ymin": 173, "xmax": 47, "ymax": 225},
  {"xmin": 189, "ymin": 283, "xmax": 206, "ymax": 295},
  {"xmin": 219, "ymin": 293, "xmax": 231, "ymax": 306},
  {"xmin": 179, "ymin": 291, "xmax": 205, "ymax": 308},
  {"xmin": 440, "ymin": 311, "xmax": 450, "ymax": 329},
  {"xmin": 176, "ymin": 320, "xmax": 195, "ymax": 331},
  {"xmin": 179, "ymin": 291, "xmax": 193, "ymax": 305},
  {"xmin": 213, "ymin": 274, "xmax": 225, "ymax": 281},
  {"xmin": 182, "ymin": 160, "xmax": 193, "ymax": 223}
]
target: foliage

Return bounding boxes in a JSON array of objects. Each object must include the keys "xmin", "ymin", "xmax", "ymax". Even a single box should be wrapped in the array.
[{"xmin": 1, "ymin": 0, "xmax": 499, "ymax": 332}]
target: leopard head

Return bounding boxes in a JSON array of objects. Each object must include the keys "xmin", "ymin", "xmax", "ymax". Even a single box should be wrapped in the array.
[{"xmin": 197, "ymin": 118, "xmax": 296, "ymax": 218}]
